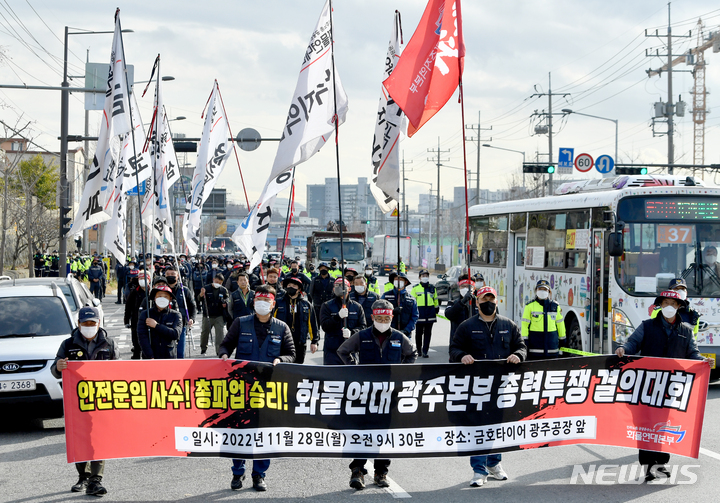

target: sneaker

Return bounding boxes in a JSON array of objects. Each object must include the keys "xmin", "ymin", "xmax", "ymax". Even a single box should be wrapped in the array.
[
  {"xmin": 487, "ymin": 463, "xmax": 508, "ymax": 480},
  {"xmin": 71, "ymin": 477, "xmax": 87, "ymax": 492},
  {"xmin": 470, "ymin": 473, "xmax": 487, "ymax": 487},
  {"xmin": 422, "ymin": 353, "xmax": 429, "ymax": 358},
  {"xmin": 231, "ymin": 474, "xmax": 245, "ymax": 490},
  {"xmin": 252, "ymin": 475, "xmax": 267, "ymax": 491},
  {"xmin": 645, "ymin": 465, "xmax": 671, "ymax": 481},
  {"xmin": 86, "ymin": 478, "xmax": 107, "ymax": 497},
  {"xmin": 374, "ymin": 472, "xmax": 390, "ymax": 488},
  {"xmin": 200, "ymin": 349, "xmax": 207, "ymax": 355},
  {"xmin": 350, "ymin": 469, "xmax": 365, "ymax": 490}
]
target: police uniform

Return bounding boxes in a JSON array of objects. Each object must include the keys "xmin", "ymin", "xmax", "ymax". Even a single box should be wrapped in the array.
[
  {"xmin": 411, "ymin": 271, "xmax": 439, "ymax": 357},
  {"xmin": 521, "ymin": 280, "xmax": 566, "ymax": 359}
]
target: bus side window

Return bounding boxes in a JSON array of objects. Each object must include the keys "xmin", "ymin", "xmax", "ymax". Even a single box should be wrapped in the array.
[{"xmin": 517, "ymin": 237, "xmax": 526, "ymax": 266}]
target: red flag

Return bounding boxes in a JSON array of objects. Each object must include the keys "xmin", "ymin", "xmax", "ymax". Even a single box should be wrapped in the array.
[{"xmin": 383, "ymin": 0, "xmax": 465, "ymax": 137}]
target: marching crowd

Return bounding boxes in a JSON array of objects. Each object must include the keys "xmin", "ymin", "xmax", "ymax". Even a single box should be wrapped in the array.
[{"xmin": 50, "ymin": 253, "xmax": 711, "ymax": 497}]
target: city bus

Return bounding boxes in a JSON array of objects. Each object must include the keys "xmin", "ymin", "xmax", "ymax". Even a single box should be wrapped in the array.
[{"xmin": 467, "ymin": 175, "xmax": 720, "ymax": 375}]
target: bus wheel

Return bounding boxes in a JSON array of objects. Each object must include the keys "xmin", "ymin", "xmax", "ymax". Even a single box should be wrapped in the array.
[{"xmin": 567, "ymin": 317, "xmax": 582, "ymax": 351}]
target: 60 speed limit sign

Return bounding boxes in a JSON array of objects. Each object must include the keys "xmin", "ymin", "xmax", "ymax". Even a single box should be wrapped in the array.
[{"xmin": 575, "ymin": 153, "xmax": 594, "ymax": 173}]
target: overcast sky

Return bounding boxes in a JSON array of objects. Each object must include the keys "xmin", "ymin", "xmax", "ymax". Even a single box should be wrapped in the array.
[{"xmin": 2, "ymin": 0, "xmax": 720, "ymax": 213}]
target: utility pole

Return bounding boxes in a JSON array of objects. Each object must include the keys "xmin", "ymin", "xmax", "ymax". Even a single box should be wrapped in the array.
[
  {"xmin": 645, "ymin": 3, "xmax": 692, "ymax": 174},
  {"xmin": 465, "ymin": 111, "xmax": 492, "ymax": 205},
  {"xmin": 427, "ymin": 138, "xmax": 449, "ymax": 269},
  {"xmin": 530, "ymin": 73, "xmax": 569, "ymax": 195}
]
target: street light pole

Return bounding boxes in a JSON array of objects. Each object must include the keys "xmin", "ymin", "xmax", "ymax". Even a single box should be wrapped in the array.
[
  {"xmin": 481, "ymin": 144, "xmax": 526, "ymax": 188},
  {"xmin": 59, "ymin": 26, "xmax": 70, "ymax": 277},
  {"xmin": 562, "ymin": 109, "xmax": 619, "ymax": 166}
]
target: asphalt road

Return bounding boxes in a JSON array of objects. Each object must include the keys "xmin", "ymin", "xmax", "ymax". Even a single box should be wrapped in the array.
[{"xmin": 2, "ymin": 272, "xmax": 720, "ymax": 502}]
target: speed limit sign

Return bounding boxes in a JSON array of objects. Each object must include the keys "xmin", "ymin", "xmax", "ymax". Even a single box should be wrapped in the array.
[{"xmin": 575, "ymin": 153, "xmax": 594, "ymax": 173}]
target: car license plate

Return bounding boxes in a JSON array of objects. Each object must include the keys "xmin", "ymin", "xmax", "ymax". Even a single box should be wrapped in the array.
[
  {"xmin": 701, "ymin": 353, "xmax": 716, "ymax": 369},
  {"xmin": 0, "ymin": 379, "xmax": 36, "ymax": 392}
]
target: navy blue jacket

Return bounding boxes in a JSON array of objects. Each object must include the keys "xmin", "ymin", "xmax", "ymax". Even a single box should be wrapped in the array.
[
  {"xmin": 230, "ymin": 288, "xmax": 255, "ymax": 319},
  {"xmin": 622, "ymin": 315, "xmax": 702, "ymax": 360},
  {"xmin": 381, "ymin": 288, "xmax": 419, "ymax": 335},
  {"xmin": 219, "ymin": 315, "xmax": 295, "ymax": 364},
  {"xmin": 320, "ymin": 296, "xmax": 366, "ymax": 364},
  {"xmin": 445, "ymin": 294, "xmax": 478, "ymax": 342},
  {"xmin": 274, "ymin": 295, "xmax": 318, "ymax": 345},
  {"xmin": 449, "ymin": 314, "xmax": 527, "ymax": 362},
  {"xmin": 138, "ymin": 307, "xmax": 182, "ymax": 359},
  {"xmin": 350, "ymin": 290, "xmax": 379, "ymax": 326}
]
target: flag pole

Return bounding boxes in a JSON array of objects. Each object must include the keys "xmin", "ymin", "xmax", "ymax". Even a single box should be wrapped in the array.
[
  {"xmin": 216, "ymin": 83, "xmax": 251, "ymax": 212},
  {"xmin": 117, "ymin": 10, "xmax": 150, "ymax": 310},
  {"xmin": 458, "ymin": 76, "xmax": 471, "ymax": 277},
  {"xmin": 328, "ymin": 0, "xmax": 346, "ymax": 298},
  {"xmin": 280, "ymin": 168, "xmax": 296, "ymax": 264}
]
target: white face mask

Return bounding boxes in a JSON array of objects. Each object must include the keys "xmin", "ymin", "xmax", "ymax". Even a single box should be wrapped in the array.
[
  {"xmin": 674, "ymin": 289, "xmax": 688, "ymax": 301},
  {"xmin": 374, "ymin": 321, "xmax": 392, "ymax": 333},
  {"xmin": 475, "ymin": 281, "xmax": 484, "ymax": 289},
  {"xmin": 705, "ymin": 254, "xmax": 717, "ymax": 265},
  {"xmin": 138, "ymin": 279, "xmax": 146, "ymax": 288},
  {"xmin": 155, "ymin": 297, "xmax": 170, "ymax": 309},
  {"xmin": 255, "ymin": 301, "xmax": 273, "ymax": 316},
  {"xmin": 212, "ymin": 263, "xmax": 218, "ymax": 269},
  {"xmin": 365, "ymin": 269, "xmax": 373, "ymax": 276},
  {"xmin": 420, "ymin": 277, "xmax": 429, "ymax": 284},
  {"xmin": 79, "ymin": 325, "xmax": 98, "ymax": 339},
  {"xmin": 354, "ymin": 285, "xmax": 365, "ymax": 294},
  {"xmin": 536, "ymin": 290, "xmax": 549, "ymax": 300},
  {"xmin": 459, "ymin": 288, "xmax": 469, "ymax": 297},
  {"xmin": 662, "ymin": 305, "xmax": 678, "ymax": 319},
  {"xmin": 394, "ymin": 280, "xmax": 403, "ymax": 289},
  {"xmin": 212, "ymin": 283, "xmax": 221, "ymax": 289}
]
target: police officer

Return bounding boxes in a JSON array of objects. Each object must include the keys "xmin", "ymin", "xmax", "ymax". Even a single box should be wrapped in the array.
[
  {"xmin": 328, "ymin": 258, "xmax": 342, "ymax": 279},
  {"xmin": 285, "ymin": 258, "xmax": 312, "ymax": 291},
  {"xmin": 521, "ymin": 279, "xmax": 566, "ymax": 360},
  {"xmin": 304, "ymin": 262, "xmax": 318, "ymax": 282},
  {"xmin": 309, "ymin": 262, "xmax": 335, "ymax": 323},
  {"xmin": 449, "ymin": 287, "xmax": 526, "ymax": 487},
  {"xmin": 350, "ymin": 274, "xmax": 379, "ymax": 326},
  {"xmin": 138, "ymin": 285, "xmax": 183, "ymax": 359},
  {"xmin": 87, "ymin": 258, "xmax": 105, "ymax": 300},
  {"xmin": 199, "ymin": 273, "xmax": 231, "ymax": 355},
  {"xmin": 364, "ymin": 266, "xmax": 380, "ymax": 295},
  {"xmin": 616, "ymin": 290, "xmax": 712, "ymax": 481},
  {"xmin": 52, "ymin": 307, "xmax": 118, "ymax": 497},
  {"xmin": 337, "ymin": 299, "xmax": 416, "ymax": 490},
  {"xmin": 274, "ymin": 276, "xmax": 317, "ymax": 364},
  {"xmin": 219, "ymin": 285, "xmax": 295, "ymax": 492},
  {"xmin": 650, "ymin": 278, "xmax": 701, "ymax": 335},
  {"xmin": 165, "ymin": 267, "xmax": 196, "ymax": 359},
  {"xmin": 411, "ymin": 269, "xmax": 439, "ymax": 358},
  {"xmin": 399, "ymin": 259, "xmax": 406, "ymax": 274},
  {"xmin": 320, "ymin": 278, "xmax": 366, "ymax": 365},
  {"xmin": 382, "ymin": 272, "xmax": 419, "ymax": 338},
  {"xmin": 228, "ymin": 272, "xmax": 255, "ymax": 321}
]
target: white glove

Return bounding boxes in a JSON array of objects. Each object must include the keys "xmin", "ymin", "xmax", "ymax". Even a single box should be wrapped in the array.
[
  {"xmin": 338, "ymin": 307, "xmax": 349, "ymax": 319},
  {"xmin": 342, "ymin": 327, "xmax": 351, "ymax": 339}
]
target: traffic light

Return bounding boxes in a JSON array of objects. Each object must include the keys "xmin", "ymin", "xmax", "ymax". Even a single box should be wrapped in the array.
[
  {"xmin": 523, "ymin": 164, "xmax": 555, "ymax": 174},
  {"xmin": 60, "ymin": 206, "xmax": 73, "ymax": 236},
  {"xmin": 365, "ymin": 220, "xmax": 371, "ymax": 225},
  {"xmin": 615, "ymin": 167, "xmax": 648, "ymax": 175}
]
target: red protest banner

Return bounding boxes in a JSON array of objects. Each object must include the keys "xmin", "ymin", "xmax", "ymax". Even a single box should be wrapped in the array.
[{"xmin": 63, "ymin": 356, "xmax": 709, "ymax": 463}]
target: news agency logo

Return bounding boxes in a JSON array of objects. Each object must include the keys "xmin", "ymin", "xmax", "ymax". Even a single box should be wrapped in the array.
[{"xmin": 570, "ymin": 464, "xmax": 699, "ymax": 485}]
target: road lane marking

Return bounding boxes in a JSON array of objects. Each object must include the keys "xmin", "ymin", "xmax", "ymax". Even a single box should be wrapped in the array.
[
  {"xmin": 384, "ymin": 476, "xmax": 411, "ymax": 499},
  {"xmin": 701, "ymin": 447, "xmax": 720, "ymax": 462}
]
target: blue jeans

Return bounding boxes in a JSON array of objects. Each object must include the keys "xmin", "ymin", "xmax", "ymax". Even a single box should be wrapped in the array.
[
  {"xmin": 176, "ymin": 326, "xmax": 186, "ymax": 359},
  {"xmin": 232, "ymin": 459, "xmax": 270, "ymax": 478},
  {"xmin": 470, "ymin": 454, "xmax": 501, "ymax": 475}
]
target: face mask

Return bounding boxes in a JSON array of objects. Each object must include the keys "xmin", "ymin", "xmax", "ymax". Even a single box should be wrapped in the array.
[
  {"xmin": 705, "ymin": 255, "xmax": 717, "ymax": 265},
  {"xmin": 320, "ymin": 270, "xmax": 328, "ymax": 276},
  {"xmin": 675, "ymin": 289, "xmax": 687, "ymax": 301},
  {"xmin": 166, "ymin": 276, "xmax": 177, "ymax": 285},
  {"xmin": 291, "ymin": 268, "xmax": 298, "ymax": 273},
  {"xmin": 212, "ymin": 283, "xmax": 221, "ymax": 289},
  {"xmin": 212, "ymin": 264, "xmax": 218, "ymax": 269},
  {"xmin": 138, "ymin": 279, "xmax": 147, "ymax": 288},
  {"xmin": 79, "ymin": 326, "xmax": 97, "ymax": 339},
  {"xmin": 420, "ymin": 277, "xmax": 429, "ymax": 284},
  {"xmin": 459, "ymin": 288, "xmax": 469, "ymax": 297},
  {"xmin": 394, "ymin": 280, "xmax": 403, "ymax": 289},
  {"xmin": 255, "ymin": 301, "xmax": 272, "ymax": 316},
  {"xmin": 374, "ymin": 321, "xmax": 391, "ymax": 333},
  {"xmin": 661, "ymin": 305, "xmax": 677, "ymax": 319},
  {"xmin": 330, "ymin": 263, "xmax": 337, "ymax": 268},
  {"xmin": 479, "ymin": 301, "xmax": 497, "ymax": 316},
  {"xmin": 536, "ymin": 290, "xmax": 549, "ymax": 300},
  {"xmin": 286, "ymin": 287, "xmax": 298, "ymax": 297},
  {"xmin": 155, "ymin": 297, "xmax": 170, "ymax": 309},
  {"xmin": 365, "ymin": 269, "xmax": 373, "ymax": 277},
  {"xmin": 354, "ymin": 285, "xmax": 365, "ymax": 294}
]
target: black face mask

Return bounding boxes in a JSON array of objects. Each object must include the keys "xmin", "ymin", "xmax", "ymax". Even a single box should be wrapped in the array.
[
  {"xmin": 320, "ymin": 270, "xmax": 328, "ymax": 276},
  {"xmin": 166, "ymin": 276, "xmax": 177, "ymax": 285},
  {"xmin": 291, "ymin": 268, "xmax": 298, "ymax": 273},
  {"xmin": 479, "ymin": 301, "xmax": 497, "ymax": 316},
  {"xmin": 330, "ymin": 263, "xmax": 337, "ymax": 268},
  {"xmin": 286, "ymin": 287, "xmax": 299, "ymax": 297}
]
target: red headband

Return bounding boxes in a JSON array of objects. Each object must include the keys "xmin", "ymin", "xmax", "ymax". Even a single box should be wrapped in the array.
[
  {"xmin": 373, "ymin": 309, "xmax": 393, "ymax": 316},
  {"xmin": 334, "ymin": 278, "xmax": 351, "ymax": 287},
  {"xmin": 255, "ymin": 292, "xmax": 275, "ymax": 301},
  {"xmin": 458, "ymin": 279, "xmax": 473, "ymax": 287}
]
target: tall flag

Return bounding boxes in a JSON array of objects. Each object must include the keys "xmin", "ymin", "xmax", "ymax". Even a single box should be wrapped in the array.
[
  {"xmin": 118, "ymin": 91, "xmax": 152, "ymax": 194},
  {"xmin": 142, "ymin": 57, "xmax": 180, "ymax": 250},
  {"xmin": 182, "ymin": 81, "xmax": 232, "ymax": 255},
  {"xmin": 103, "ymin": 156, "xmax": 128, "ymax": 264},
  {"xmin": 370, "ymin": 12, "xmax": 404, "ymax": 213},
  {"xmin": 382, "ymin": 0, "xmax": 464, "ymax": 137},
  {"xmin": 233, "ymin": 0, "xmax": 348, "ymax": 268},
  {"xmin": 69, "ymin": 10, "xmax": 132, "ymax": 235}
]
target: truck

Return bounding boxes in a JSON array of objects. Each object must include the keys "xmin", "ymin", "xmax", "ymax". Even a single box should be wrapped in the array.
[
  {"xmin": 372, "ymin": 235, "xmax": 412, "ymax": 275},
  {"xmin": 306, "ymin": 231, "xmax": 367, "ymax": 272}
]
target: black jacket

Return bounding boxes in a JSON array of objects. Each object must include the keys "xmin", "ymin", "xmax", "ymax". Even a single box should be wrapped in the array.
[
  {"xmin": 309, "ymin": 274, "xmax": 334, "ymax": 307},
  {"xmin": 219, "ymin": 315, "xmax": 296, "ymax": 363},
  {"xmin": 51, "ymin": 328, "xmax": 119, "ymax": 378},
  {"xmin": 138, "ymin": 307, "xmax": 183, "ymax": 359},
  {"xmin": 445, "ymin": 292, "xmax": 478, "ymax": 341},
  {"xmin": 622, "ymin": 315, "xmax": 702, "ymax": 360},
  {"xmin": 170, "ymin": 284, "xmax": 196, "ymax": 325},
  {"xmin": 202, "ymin": 283, "xmax": 230, "ymax": 319},
  {"xmin": 320, "ymin": 297, "xmax": 367, "ymax": 355},
  {"xmin": 124, "ymin": 286, "xmax": 148, "ymax": 330},
  {"xmin": 449, "ymin": 314, "xmax": 527, "ymax": 363}
]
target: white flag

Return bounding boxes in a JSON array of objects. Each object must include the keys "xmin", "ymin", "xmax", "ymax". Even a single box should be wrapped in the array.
[
  {"xmin": 182, "ymin": 81, "xmax": 232, "ymax": 255},
  {"xmin": 103, "ymin": 158, "xmax": 128, "ymax": 264},
  {"xmin": 370, "ymin": 14, "xmax": 403, "ymax": 213},
  {"xmin": 118, "ymin": 91, "xmax": 152, "ymax": 194},
  {"xmin": 233, "ymin": 0, "xmax": 348, "ymax": 268},
  {"xmin": 68, "ymin": 12, "xmax": 132, "ymax": 236}
]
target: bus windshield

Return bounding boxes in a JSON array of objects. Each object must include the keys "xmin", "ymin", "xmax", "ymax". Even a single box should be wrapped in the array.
[
  {"xmin": 318, "ymin": 242, "xmax": 365, "ymax": 262},
  {"xmin": 616, "ymin": 196, "xmax": 720, "ymax": 297}
]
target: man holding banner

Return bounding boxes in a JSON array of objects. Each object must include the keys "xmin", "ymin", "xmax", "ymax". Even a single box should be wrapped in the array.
[{"xmin": 449, "ymin": 286, "xmax": 526, "ymax": 487}]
